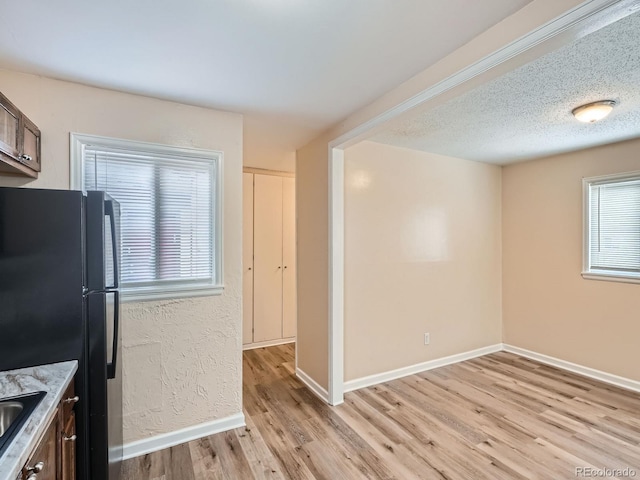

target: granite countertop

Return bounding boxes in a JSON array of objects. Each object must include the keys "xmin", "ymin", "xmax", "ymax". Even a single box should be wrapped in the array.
[{"xmin": 0, "ymin": 361, "xmax": 77, "ymax": 480}]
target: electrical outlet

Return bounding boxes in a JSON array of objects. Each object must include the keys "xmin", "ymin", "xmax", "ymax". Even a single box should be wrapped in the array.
[{"xmin": 424, "ymin": 333, "xmax": 430, "ymax": 345}]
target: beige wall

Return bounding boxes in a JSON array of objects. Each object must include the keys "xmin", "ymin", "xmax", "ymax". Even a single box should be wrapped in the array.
[
  {"xmin": 243, "ymin": 114, "xmax": 295, "ymax": 172},
  {"xmin": 344, "ymin": 142, "xmax": 502, "ymax": 381},
  {"xmin": 243, "ymin": 148, "xmax": 295, "ymax": 173},
  {"xmin": 295, "ymin": 138, "xmax": 329, "ymax": 388},
  {"xmin": 503, "ymin": 138, "xmax": 640, "ymax": 382},
  {"xmin": 296, "ymin": 0, "xmax": 581, "ymax": 390},
  {"xmin": 0, "ymin": 70, "xmax": 244, "ymax": 443}
]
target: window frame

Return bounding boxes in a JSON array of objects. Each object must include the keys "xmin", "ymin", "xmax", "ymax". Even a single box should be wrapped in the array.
[
  {"xmin": 70, "ymin": 132, "xmax": 224, "ymax": 302},
  {"xmin": 582, "ymin": 170, "xmax": 640, "ymax": 285}
]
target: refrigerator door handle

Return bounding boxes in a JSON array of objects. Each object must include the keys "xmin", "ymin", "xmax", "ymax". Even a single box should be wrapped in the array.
[
  {"xmin": 105, "ymin": 199, "xmax": 119, "ymax": 289},
  {"xmin": 107, "ymin": 290, "xmax": 119, "ymax": 380}
]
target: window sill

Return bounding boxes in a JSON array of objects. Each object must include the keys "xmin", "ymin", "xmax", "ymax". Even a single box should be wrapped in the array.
[
  {"xmin": 581, "ymin": 272, "xmax": 640, "ymax": 285},
  {"xmin": 121, "ymin": 284, "xmax": 225, "ymax": 303}
]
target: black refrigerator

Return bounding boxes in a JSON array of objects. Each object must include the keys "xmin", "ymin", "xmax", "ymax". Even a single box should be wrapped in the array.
[{"xmin": 0, "ymin": 186, "xmax": 123, "ymax": 480}]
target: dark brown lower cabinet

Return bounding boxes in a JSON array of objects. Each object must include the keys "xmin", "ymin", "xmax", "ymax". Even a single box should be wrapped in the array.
[
  {"xmin": 20, "ymin": 378, "xmax": 77, "ymax": 480},
  {"xmin": 60, "ymin": 411, "xmax": 76, "ymax": 480},
  {"xmin": 21, "ymin": 414, "xmax": 58, "ymax": 480}
]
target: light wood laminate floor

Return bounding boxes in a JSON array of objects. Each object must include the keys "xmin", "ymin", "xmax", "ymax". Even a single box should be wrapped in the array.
[{"xmin": 122, "ymin": 344, "xmax": 640, "ymax": 479}]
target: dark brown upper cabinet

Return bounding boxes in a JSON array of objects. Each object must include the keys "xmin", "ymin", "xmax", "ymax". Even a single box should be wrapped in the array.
[{"xmin": 0, "ymin": 91, "xmax": 41, "ymax": 178}]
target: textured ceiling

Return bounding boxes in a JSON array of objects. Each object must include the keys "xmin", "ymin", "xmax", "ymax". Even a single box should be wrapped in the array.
[
  {"xmin": 370, "ymin": 11, "xmax": 640, "ymax": 165},
  {"xmin": 0, "ymin": 0, "xmax": 531, "ymax": 159}
]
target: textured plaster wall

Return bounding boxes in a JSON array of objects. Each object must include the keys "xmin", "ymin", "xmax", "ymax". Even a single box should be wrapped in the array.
[
  {"xmin": 121, "ymin": 297, "xmax": 241, "ymax": 441},
  {"xmin": 0, "ymin": 70, "xmax": 243, "ymax": 443}
]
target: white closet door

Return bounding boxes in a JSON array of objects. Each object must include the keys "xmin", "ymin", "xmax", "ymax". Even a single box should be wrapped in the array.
[
  {"xmin": 282, "ymin": 177, "xmax": 297, "ymax": 338},
  {"xmin": 242, "ymin": 173, "xmax": 254, "ymax": 345},
  {"xmin": 253, "ymin": 174, "xmax": 283, "ymax": 342}
]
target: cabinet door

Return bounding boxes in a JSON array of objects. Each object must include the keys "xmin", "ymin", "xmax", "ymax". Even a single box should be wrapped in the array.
[
  {"xmin": 253, "ymin": 174, "xmax": 283, "ymax": 343},
  {"xmin": 20, "ymin": 116, "xmax": 41, "ymax": 172},
  {"xmin": 61, "ymin": 412, "xmax": 76, "ymax": 480},
  {"xmin": 242, "ymin": 173, "xmax": 254, "ymax": 345},
  {"xmin": 0, "ymin": 92, "xmax": 40, "ymax": 178},
  {"xmin": 282, "ymin": 177, "xmax": 297, "ymax": 338},
  {"xmin": 22, "ymin": 411, "xmax": 58, "ymax": 480},
  {"xmin": 0, "ymin": 94, "xmax": 20, "ymax": 159},
  {"xmin": 60, "ymin": 380, "xmax": 77, "ymax": 480}
]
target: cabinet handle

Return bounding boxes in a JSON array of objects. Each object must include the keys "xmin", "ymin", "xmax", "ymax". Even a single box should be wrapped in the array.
[
  {"xmin": 277, "ymin": 266, "xmax": 281, "ymax": 269},
  {"xmin": 26, "ymin": 461, "xmax": 44, "ymax": 474},
  {"xmin": 63, "ymin": 434, "xmax": 77, "ymax": 442},
  {"xmin": 284, "ymin": 266, "xmax": 288, "ymax": 269},
  {"xmin": 63, "ymin": 395, "xmax": 80, "ymax": 404},
  {"xmin": 20, "ymin": 154, "xmax": 32, "ymax": 162},
  {"xmin": 27, "ymin": 461, "xmax": 44, "ymax": 472},
  {"xmin": 248, "ymin": 267, "xmax": 252, "ymax": 271}
]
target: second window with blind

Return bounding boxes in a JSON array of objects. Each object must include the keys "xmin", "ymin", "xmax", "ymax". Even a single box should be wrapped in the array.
[
  {"xmin": 71, "ymin": 133, "xmax": 223, "ymax": 301},
  {"xmin": 583, "ymin": 171, "xmax": 640, "ymax": 284}
]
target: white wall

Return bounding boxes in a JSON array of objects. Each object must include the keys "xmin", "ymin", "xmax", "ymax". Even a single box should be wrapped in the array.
[
  {"xmin": 0, "ymin": 70, "xmax": 244, "ymax": 443},
  {"xmin": 344, "ymin": 141, "xmax": 502, "ymax": 381}
]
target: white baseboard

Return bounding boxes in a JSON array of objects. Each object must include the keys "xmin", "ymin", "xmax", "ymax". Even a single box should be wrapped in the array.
[
  {"xmin": 122, "ymin": 412, "xmax": 246, "ymax": 460},
  {"xmin": 344, "ymin": 344, "xmax": 503, "ymax": 393},
  {"xmin": 502, "ymin": 344, "xmax": 640, "ymax": 393},
  {"xmin": 243, "ymin": 337, "xmax": 295, "ymax": 351},
  {"xmin": 296, "ymin": 367, "xmax": 330, "ymax": 403}
]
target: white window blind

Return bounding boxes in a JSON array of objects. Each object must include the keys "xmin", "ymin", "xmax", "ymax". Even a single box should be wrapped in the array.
[
  {"xmin": 584, "ymin": 173, "xmax": 640, "ymax": 282},
  {"xmin": 73, "ymin": 134, "xmax": 222, "ymax": 300}
]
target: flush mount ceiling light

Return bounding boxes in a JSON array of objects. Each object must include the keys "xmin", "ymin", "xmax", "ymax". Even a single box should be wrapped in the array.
[{"xmin": 572, "ymin": 100, "xmax": 617, "ymax": 123}]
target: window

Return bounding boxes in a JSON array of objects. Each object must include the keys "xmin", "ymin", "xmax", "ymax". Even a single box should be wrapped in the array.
[
  {"xmin": 583, "ymin": 171, "xmax": 640, "ymax": 284},
  {"xmin": 71, "ymin": 133, "xmax": 223, "ymax": 301}
]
